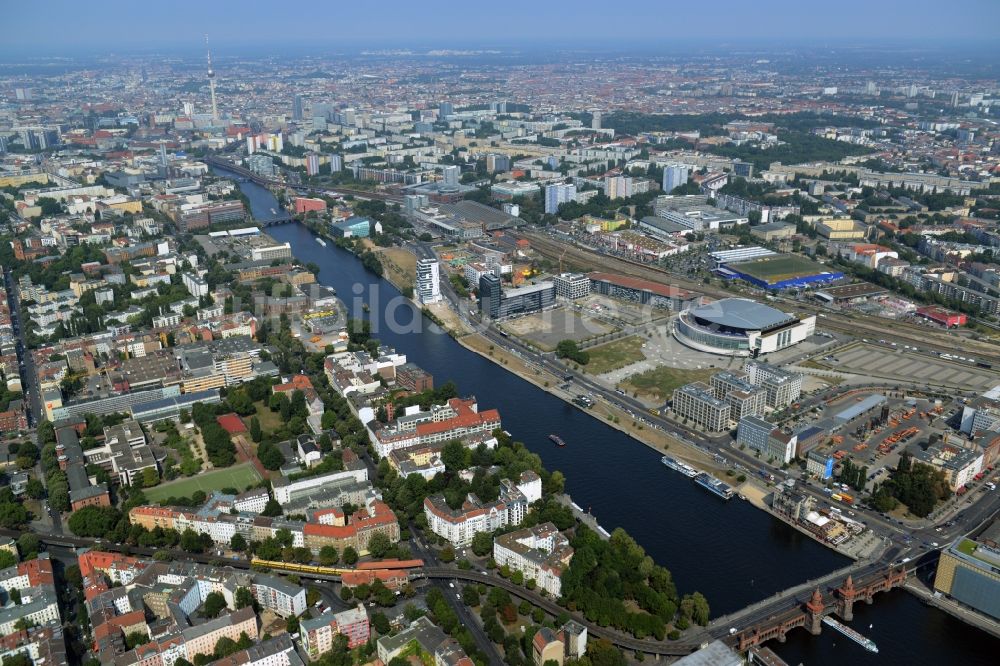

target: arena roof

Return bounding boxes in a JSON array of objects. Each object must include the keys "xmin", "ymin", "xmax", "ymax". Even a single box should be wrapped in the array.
[{"xmin": 687, "ymin": 298, "xmax": 794, "ymax": 331}]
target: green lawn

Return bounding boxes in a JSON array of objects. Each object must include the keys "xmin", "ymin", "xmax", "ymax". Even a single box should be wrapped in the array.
[
  {"xmin": 251, "ymin": 400, "xmax": 285, "ymax": 434},
  {"xmin": 144, "ymin": 463, "xmax": 261, "ymax": 502},
  {"xmin": 585, "ymin": 336, "xmax": 647, "ymax": 374},
  {"xmin": 956, "ymin": 539, "xmax": 976, "ymax": 556},
  {"xmin": 621, "ymin": 366, "xmax": 715, "ymax": 402}
]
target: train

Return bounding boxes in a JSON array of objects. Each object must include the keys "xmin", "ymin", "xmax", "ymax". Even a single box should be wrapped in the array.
[{"xmin": 249, "ymin": 558, "xmax": 424, "ymax": 577}]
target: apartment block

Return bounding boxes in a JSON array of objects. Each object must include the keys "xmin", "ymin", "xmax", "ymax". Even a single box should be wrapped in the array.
[{"xmin": 493, "ymin": 523, "xmax": 573, "ymax": 597}]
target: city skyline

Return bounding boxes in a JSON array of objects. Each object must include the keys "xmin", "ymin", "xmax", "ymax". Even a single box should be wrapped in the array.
[{"xmin": 4, "ymin": 0, "xmax": 1000, "ymax": 54}]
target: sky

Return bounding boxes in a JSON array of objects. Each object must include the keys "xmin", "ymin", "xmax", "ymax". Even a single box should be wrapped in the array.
[{"xmin": 5, "ymin": 0, "xmax": 1000, "ymax": 55}]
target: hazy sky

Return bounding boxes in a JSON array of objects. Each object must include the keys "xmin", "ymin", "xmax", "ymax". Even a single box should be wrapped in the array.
[{"xmin": 6, "ymin": 0, "xmax": 1000, "ymax": 54}]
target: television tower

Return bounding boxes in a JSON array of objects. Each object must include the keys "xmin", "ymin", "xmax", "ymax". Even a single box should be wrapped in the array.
[{"xmin": 205, "ymin": 34, "xmax": 219, "ymax": 121}]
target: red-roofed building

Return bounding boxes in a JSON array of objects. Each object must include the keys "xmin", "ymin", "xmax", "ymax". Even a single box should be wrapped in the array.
[
  {"xmin": 302, "ymin": 500, "xmax": 399, "ymax": 555},
  {"xmin": 340, "ymin": 568, "xmax": 410, "ymax": 591},
  {"xmin": 273, "ymin": 374, "xmax": 314, "ymax": 393},
  {"xmin": 916, "ymin": 306, "xmax": 967, "ymax": 328},
  {"xmin": 294, "ymin": 197, "xmax": 327, "ymax": 214}
]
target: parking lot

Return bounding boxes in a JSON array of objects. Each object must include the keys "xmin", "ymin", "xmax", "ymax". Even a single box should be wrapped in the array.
[{"xmin": 811, "ymin": 342, "xmax": 997, "ymax": 391}]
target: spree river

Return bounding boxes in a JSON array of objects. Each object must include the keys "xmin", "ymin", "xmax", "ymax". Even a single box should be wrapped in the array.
[{"xmin": 226, "ymin": 170, "xmax": 997, "ymax": 664}]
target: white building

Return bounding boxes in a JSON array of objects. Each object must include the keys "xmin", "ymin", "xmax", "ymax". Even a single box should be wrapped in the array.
[
  {"xmin": 493, "ymin": 523, "xmax": 573, "ymax": 597},
  {"xmin": 424, "ymin": 483, "xmax": 527, "ymax": 547},
  {"xmin": 552, "ymin": 273, "xmax": 590, "ymax": 300},
  {"xmin": 545, "ymin": 183, "xmax": 576, "ymax": 214},
  {"xmin": 662, "ymin": 164, "xmax": 690, "ymax": 193},
  {"xmin": 182, "ymin": 272, "xmax": 209, "ymax": 298},
  {"xmin": 252, "ymin": 574, "xmax": 307, "ymax": 618},
  {"xmin": 416, "ymin": 258, "xmax": 442, "ymax": 304}
]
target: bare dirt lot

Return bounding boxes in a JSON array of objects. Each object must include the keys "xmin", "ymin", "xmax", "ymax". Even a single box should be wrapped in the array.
[{"xmin": 501, "ymin": 307, "xmax": 615, "ymax": 351}]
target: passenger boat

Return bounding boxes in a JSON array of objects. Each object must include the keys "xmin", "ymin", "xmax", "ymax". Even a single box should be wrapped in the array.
[
  {"xmin": 694, "ymin": 472, "xmax": 734, "ymax": 500},
  {"xmin": 549, "ymin": 434, "xmax": 566, "ymax": 447},
  {"xmin": 315, "ymin": 238, "xmax": 327, "ymax": 247},
  {"xmin": 661, "ymin": 456, "xmax": 698, "ymax": 477},
  {"xmin": 822, "ymin": 616, "xmax": 878, "ymax": 653}
]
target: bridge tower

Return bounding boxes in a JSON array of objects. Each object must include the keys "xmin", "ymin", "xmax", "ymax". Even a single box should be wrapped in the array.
[
  {"xmin": 838, "ymin": 575, "xmax": 857, "ymax": 621},
  {"xmin": 805, "ymin": 588, "xmax": 825, "ymax": 635}
]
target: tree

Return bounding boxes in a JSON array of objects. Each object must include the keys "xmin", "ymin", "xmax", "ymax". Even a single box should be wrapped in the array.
[
  {"xmin": 181, "ymin": 528, "xmax": 207, "ymax": 553},
  {"xmin": 230, "ymin": 534, "xmax": 248, "ymax": 552},
  {"xmin": 471, "ymin": 531, "xmax": 493, "ymax": 557},
  {"xmin": 462, "ymin": 586, "xmax": 481, "ymax": 607},
  {"xmin": 441, "ymin": 440, "xmax": 468, "ymax": 472},
  {"xmin": 0, "ymin": 550, "xmax": 17, "ymax": 570},
  {"xmin": 368, "ymin": 532, "xmax": 392, "ymax": 559},
  {"xmin": 141, "ymin": 466, "xmax": 160, "ymax": 488},
  {"xmin": 319, "ymin": 545, "xmax": 339, "ymax": 566},
  {"xmin": 201, "ymin": 591, "xmax": 228, "ymax": 618},
  {"xmin": 67, "ymin": 505, "xmax": 121, "ymax": 538},
  {"xmin": 257, "ymin": 442, "xmax": 285, "ymax": 471},
  {"xmin": 440, "ymin": 546, "xmax": 455, "ymax": 563},
  {"xmin": 261, "ymin": 499, "xmax": 283, "ymax": 517},
  {"xmin": 17, "ymin": 533, "xmax": 39, "ymax": 560},
  {"xmin": 249, "ymin": 416, "xmax": 262, "ymax": 443},
  {"xmin": 371, "ymin": 611, "xmax": 391, "ymax": 635},
  {"xmin": 555, "ymin": 339, "xmax": 589, "ymax": 365},
  {"xmin": 235, "ymin": 587, "xmax": 255, "ymax": 610},
  {"xmin": 342, "ymin": 546, "xmax": 359, "ymax": 566},
  {"xmin": 286, "ymin": 615, "xmax": 300, "ymax": 635}
]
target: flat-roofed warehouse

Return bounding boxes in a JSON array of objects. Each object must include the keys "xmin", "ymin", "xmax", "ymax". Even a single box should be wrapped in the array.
[
  {"xmin": 439, "ymin": 200, "xmax": 522, "ymax": 230},
  {"xmin": 588, "ymin": 272, "xmax": 701, "ymax": 310},
  {"xmin": 674, "ymin": 297, "xmax": 816, "ymax": 356}
]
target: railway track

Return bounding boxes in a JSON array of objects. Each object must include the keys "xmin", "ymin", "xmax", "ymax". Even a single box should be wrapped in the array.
[{"xmin": 522, "ymin": 231, "xmax": 1000, "ymax": 365}]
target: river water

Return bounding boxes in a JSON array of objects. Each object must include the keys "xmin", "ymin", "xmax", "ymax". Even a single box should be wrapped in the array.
[{"xmin": 226, "ymin": 170, "xmax": 997, "ymax": 665}]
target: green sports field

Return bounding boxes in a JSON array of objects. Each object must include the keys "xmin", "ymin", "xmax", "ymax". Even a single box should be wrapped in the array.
[
  {"xmin": 143, "ymin": 463, "xmax": 262, "ymax": 502},
  {"xmin": 730, "ymin": 254, "xmax": 829, "ymax": 284}
]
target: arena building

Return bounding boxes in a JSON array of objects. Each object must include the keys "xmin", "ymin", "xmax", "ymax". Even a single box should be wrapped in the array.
[{"xmin": 673, "ymin": 298, "xmax": 816, "ymax": 356}]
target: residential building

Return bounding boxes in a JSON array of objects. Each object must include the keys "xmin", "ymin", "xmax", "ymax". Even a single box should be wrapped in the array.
[
  {"xmin": 301, "ymin": 605, "xmax": 370, "ymax": 658},
  {"xmin": 493, "ymin": 523, "xmax": 573, "ymax": 597},
  {"xmin": 911, "ymin": 443, "xmax": 984, "ymax": 491},
  {"xmin": 424, "ymin": 483, "xmax": 528, "ymax": 547},
  {"xmin": 662, "ymin": 164, "xmax": 690, "ymax": 193},
  {"xmin": 544, "ymin": 183, "xmax": 576, "ymax": 214},
  {"xmin": 416, "ymin": 259, "xmax": 442, "ymax": 304},
  {"xmin": 251, "ymin": 574, "xmax": 307, "ymax": 618}
]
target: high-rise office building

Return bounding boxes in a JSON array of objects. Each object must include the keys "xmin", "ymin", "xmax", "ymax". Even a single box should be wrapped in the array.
[
  {"xmin": 478, "ymin": 274, "xmax": 503, "ymax": 320},
  {"xmin": 662, "ymin": 164, "xmax": 690, "ymax": 193},
  {"xmin": 545, "ymin": 183, "xmax": 576, "ymax": 214},
  {"xmin": 416, "ymin": 259, "xmax": 442, "ymax": 304},
  {"xmin": 442, "ymin": 165, "xmax": 459, "ymax": 187},
  {"xmin": 439, "ymin": 102, "xmax": 454, "ymax": 118},
  {"xmin": 591, "ymin": 111, "xmax": 602, "ymax": 130},
  {"xmin": 292, "ymin": 94, "xmax": 304, "ymax": 120}
]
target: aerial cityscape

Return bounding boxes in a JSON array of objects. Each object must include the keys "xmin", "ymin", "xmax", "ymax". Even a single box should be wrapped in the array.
[{"xmin": 0, "ymin": 1, "xmax": 999, "ymax": 665}]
